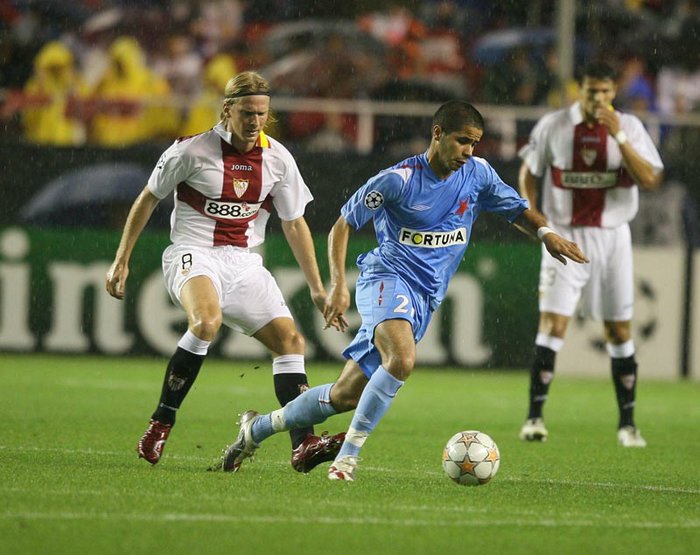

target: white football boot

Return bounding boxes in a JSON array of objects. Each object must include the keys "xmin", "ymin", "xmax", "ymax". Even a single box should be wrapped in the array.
[
  {"xmin": 519, "ymin": 417, "xmax": 549, "ymax": 442},
  {"xmin": 221, "ymin": 410, "xmax": 260, "ymax": 471},
  {"xmin": 617, "ymin": 426, "xmax": 647, "ymax": 447},
  {"xmin": 328, "ymin": 455, "xmax": 359, "ymax": 481}
]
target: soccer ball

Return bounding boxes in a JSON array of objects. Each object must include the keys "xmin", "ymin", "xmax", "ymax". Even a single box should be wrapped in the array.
[{"xmin": 442, "ymin": 430, "xmax": 500, "ymax": 486}]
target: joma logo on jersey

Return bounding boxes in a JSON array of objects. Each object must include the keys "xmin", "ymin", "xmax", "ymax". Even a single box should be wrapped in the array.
[
  {"xmin": 399, "ymin": 227, "xmax": 467, "ymax": 248},
  {"xmin": 231, "ymin": 164, "xmax": 253, "ymax": 171},
  {"xmin": 232, "ymin": 178, "xmax": 249, "ymax": 197}
]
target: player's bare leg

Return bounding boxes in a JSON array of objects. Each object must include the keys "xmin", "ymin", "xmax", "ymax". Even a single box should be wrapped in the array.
[
  {"xmin": 329, "ymin": 319, "xmax": 413, "ymax": 481},
  {"xmin": 138, "ymin": 277, "xmax": 219, "ymax": 464}
]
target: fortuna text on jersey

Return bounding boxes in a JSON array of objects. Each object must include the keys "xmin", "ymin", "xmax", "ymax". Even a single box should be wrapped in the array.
[{"xmin": 399, "ymin": 227, "xmax": 467, "ymax": 248}]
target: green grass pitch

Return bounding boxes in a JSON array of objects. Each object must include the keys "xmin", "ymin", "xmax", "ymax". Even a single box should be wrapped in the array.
[{"xmin": 1, "ymin": 354, "xmax": 698, "ymax": 554}]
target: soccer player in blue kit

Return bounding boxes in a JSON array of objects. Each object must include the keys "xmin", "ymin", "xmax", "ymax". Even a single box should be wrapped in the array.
[{"xmin": 221, "ymin": 100, "xmax": 589, "ymax": 480}]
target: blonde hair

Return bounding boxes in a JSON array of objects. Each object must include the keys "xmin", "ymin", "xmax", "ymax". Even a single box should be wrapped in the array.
[
  {"xmin": 220, "ymin": 71, "xmax": 276, "ymax": 125},
  {"xmin": 223, "ymin": 71, "xmax": 271, "ymax": 100}
]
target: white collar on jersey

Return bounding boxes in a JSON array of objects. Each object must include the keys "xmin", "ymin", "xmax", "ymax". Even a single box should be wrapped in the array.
[
  {"xmin": 212, "ymin": 121, "xmax": 270, "ymax": 149},
  {"xmin": 213, "ymin": 122, "xmax": 233, "ymax": 144},
  {"xmin": 569, "ymin": 101, "xmax": 584, "ymax": 125}
]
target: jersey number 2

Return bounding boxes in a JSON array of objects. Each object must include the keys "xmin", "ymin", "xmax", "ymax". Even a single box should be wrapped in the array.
[{"xmin": 393, "ymin": 294, "xmax": 410, "ymax": 314}]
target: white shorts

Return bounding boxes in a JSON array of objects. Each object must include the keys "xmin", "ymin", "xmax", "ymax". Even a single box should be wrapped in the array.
[
  {"xmin": 538, "ymin": 223, "xmax": 634, "ymax": 321},
  {"xmin": 162, "ymin": 244, "xmax": 292, "ymax": 336}
]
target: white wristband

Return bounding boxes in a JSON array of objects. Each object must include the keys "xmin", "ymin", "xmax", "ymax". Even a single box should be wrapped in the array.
[
  {"xmin": 537, "ymin": 226, "xmax": 554, "ymax": 240},
  {"xmin": 614, "ymin": 130, "xmax": 628, "ymax": 145}
]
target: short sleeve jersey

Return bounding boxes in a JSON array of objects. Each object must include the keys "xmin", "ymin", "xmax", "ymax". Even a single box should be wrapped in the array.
[
  {"xmin": 341, "ymin": 152, "xmax": 528, "ymax": 309},
  {"xmin": 147, "ymin": 122, "xmax": 312, "ymax": 248},
  {"xmin": 519, "ymin": 102, "xmax": 664, "ymax": 228}
]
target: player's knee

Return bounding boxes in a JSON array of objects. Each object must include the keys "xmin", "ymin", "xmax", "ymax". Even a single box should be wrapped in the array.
[
  {"xmin": 190, "ymin": 313, "xmax": 222, "ymax": 341},
  {"xmin": 277, "ymin": 328, "xmax": 305, "ymax": 355},
  {"xmin": 540, "ymin": 315, "xmax": 568, "ymax": 338},
  {"xmin": 604, "ymin": 324, "xmax": 631, "ymax": 344},
  {"xmin": 383, "ymin": 352, "xmax": 415, "ymax": 381}
]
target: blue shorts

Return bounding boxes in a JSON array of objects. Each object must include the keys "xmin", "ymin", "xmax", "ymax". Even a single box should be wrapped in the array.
[{"xmin": 342, "ymin": 272, "xmax": 432, "ymax": 378}]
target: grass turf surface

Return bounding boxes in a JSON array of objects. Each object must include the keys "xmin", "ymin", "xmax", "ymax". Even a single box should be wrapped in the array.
[{"xmin": 1, "ymin": 354, "xmax": 698, "ymax": 554}]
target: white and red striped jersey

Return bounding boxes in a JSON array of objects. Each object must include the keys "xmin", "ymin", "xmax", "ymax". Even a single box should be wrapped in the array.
[
  {"xmin": 519, "ymin": 102, "xmax": 663, "ymax": 228},
  {"xmin": 147, "ymin": 122, "xmax": 313, "ymax": 247}
]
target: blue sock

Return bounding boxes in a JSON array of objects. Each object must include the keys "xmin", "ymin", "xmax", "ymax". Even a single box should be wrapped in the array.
[
  {"xmin": 250, "ymin": 383, "xmax": 336, "ymax": 444},
  {"xmin": 337, "ymin": 366, "xmax": 404, "ymax": 459}
]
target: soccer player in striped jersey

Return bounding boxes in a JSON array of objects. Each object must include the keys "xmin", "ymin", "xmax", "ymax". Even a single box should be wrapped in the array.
[
  {"xmin": 517, "ymin": 62, "xmax": 664, "ymax": 447},
  {"xmin": 106, "ymin": 71, "xmax": 345, "ymax": 471},
  {"xmin": 221, "ymin": 100, "xmax": 589, "ymax": 480}
]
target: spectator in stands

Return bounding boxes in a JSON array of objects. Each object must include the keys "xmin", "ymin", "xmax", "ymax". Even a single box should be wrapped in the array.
[
  {"xmin": 358, "ymin": 5, "xmax": 427, "ymax": 83},
  {"xmin": 191, "ymin": 0, "xmax": 244, "ymax": 59},
  {"xmin": 21, "ymin": 41, "xmax": 89, "ymax": 146},
  {"xmin": 415, "ymin": 0, "xmax": 471, "ymax": 97},
  {"xmin": 180, "ymin": 53, "xmax": 238, "ymax": 136},
  {"xmin": 89, "ymin": 36, "xmax": 178, "ymax": 147},
  {"xmin": 152, "ymin": 34, "xmax": 203, "ymax": 99},
  {"xmin": 538, "ymin": 45, "xmax": 578, "ymax": 108},
  {"xmin": 616, "ymin": 54, "xmax": 656, "ymax": 112},
  {"xmin": 481, "ymin": 46, "xmax": 540, "ymax": 105},
  {"xmin": 656, "ymin": 15, "xmax": 700, "ymax": 160}
]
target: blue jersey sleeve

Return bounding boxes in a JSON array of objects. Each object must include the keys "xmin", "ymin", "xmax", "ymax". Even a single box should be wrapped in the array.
[
  {"xmin": 475, "ymin": 159, "xmax": 529, "ymax": 223},
  {"xmin": 341, "ymin": 170, "xmax": 405, "ymax": 230}
]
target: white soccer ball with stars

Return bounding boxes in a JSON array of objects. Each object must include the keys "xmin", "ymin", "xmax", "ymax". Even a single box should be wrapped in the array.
[{"xmin": 442, "ymin": 430, "xmax": 500, "ymax": 486}]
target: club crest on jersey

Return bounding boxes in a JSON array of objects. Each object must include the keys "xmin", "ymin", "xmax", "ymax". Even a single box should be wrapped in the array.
[
  {"xmin": 365, "ymin": 190, "xmax": 384, "ymax": 209},
  {"xmin": 581, "ymin": 147, "xmax": 597, "ymax": 167},
  {"xmin": 399, "ymin": 227, "xmax": 467, "ymax": 248},
  {"xmin": 455, "ymin": 198, "xmax": 469, "ymax": 216},
  {"xmin": 233, "ymin": 178, "xmax": 249, "ymax": 198}
]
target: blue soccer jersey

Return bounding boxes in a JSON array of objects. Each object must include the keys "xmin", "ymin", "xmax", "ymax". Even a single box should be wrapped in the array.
[{"xmin": 341, "ymin": 152, "xmax": 528, "ymax": 310}]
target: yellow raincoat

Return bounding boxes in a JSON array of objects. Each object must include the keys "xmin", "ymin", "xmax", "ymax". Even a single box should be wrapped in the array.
[
  {"xmin": 180, "ymin": 54, "xmax": 237, "ymax": 136},
  {"xmin": 22, "ymin": 41, "xmax": 89, "ymax": 146},
  {"xmin": 90, "ymin": 37, "xmax": 178, "ymax": 146}
]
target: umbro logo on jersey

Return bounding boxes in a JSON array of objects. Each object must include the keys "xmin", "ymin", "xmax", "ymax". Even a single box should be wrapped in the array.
[
  {"xmin": 231, "ymin": 164, "xmax": 253, "ymax": 171},
  {"xmin": 399, "ymin": 227, "xmax": 467, "ymax": 248},
  {"xmin": 410, "ymin": 204, "xmax": 431, "ymax": 211}
]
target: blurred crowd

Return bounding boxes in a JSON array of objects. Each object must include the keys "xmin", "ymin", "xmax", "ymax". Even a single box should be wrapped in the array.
[{"xmin": 1, "ymin": 0, "xmax": 699, "ymax": 151}]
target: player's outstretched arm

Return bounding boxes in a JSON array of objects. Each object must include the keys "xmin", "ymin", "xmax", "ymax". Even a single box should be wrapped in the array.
[
  {"xmin": 540, "ymin": 232, "xmax": 589, "ymax": 265},
  {"xmin": 324, "ymin": 216, "xmax": 352, "ymax": 331},
  {"xmin": 513, "ymin": 209, "xmax": 589, "ymax": 266},
  {"xmin": 105, "ymin": 186, "xmax": 160, "ymax": 299},
  {"xmin": 281, "ymin": 216, "xmax": 345, "ymax": 332}
]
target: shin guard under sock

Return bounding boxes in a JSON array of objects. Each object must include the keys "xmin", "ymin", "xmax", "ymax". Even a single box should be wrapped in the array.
[
  {"xmin": 527, "ymin": 345, "xmax": 556, "ymax": 419},
  {"xmin": 274, "ymin": 372, "xmax": 313, "ymax": 449},
  {"xmin": 152, "ymin": 347, "xmax": 205, "ymax": 425},
  {"xmin": 611, "ymin": 355, "xmax": 638, "ymax": 428}
]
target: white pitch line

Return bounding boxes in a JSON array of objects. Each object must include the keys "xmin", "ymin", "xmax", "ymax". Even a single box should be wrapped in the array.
[
  {"xmin": 0, "ymin": 510, "xmax": 698, "ymax": 530},
  {"xmin": 1, "ymin": 444, "xmax": 698, "ymax": 495},
  {"xmin": 0, "ymin": 486, "xmax": 538, "ymax": 517},
  {"xmin": 507, "ymin": 477, "xmax": 700, "ymax": 495}
]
